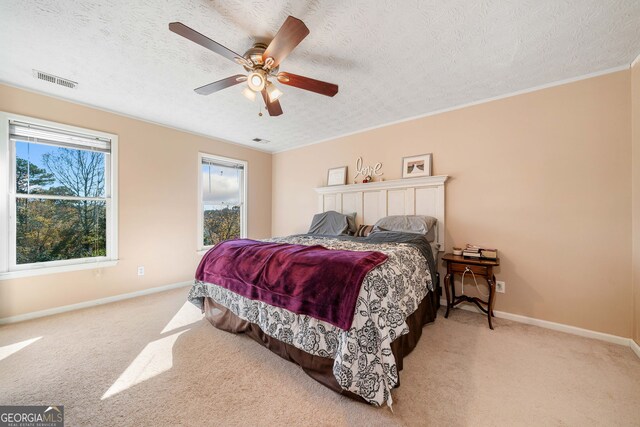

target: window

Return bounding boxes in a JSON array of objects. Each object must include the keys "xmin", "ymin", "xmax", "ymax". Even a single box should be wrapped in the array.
[
  {"xmin": 0, "ymin": 113, "xmax": 118, "ymax": 278},
  {"xmin": 198, "ymin": 153, "xmax": 246, "ymax": 250}
]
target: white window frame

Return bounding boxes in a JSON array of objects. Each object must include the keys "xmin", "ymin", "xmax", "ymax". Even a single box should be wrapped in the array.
[
  {"xmin": 197, "ymin": 152, "xmax": 247, "ymax": 252},
  {"xmin": 0, "ymin": 112, "xmax": 118, "ymax": 280}
]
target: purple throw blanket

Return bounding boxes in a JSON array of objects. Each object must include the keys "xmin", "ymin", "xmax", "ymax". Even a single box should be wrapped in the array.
[{"xmin": 195, "ymin": 239, "xmax": 388, "ymax": 330}]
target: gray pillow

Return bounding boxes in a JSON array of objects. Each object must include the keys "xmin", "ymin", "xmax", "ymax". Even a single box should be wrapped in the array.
[
  {"xmin": 372, "ymin": 215, "xmax": 437, "ymax": 237},
  {"xmin": 345, "ymin": 212, "xmax": 357, "ymax": 235},
  {"xmin": 308, "ymin": 211, "xmax": 357, "ymax": 236}
]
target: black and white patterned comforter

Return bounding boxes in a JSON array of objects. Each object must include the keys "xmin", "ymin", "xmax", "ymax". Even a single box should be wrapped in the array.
[{"xmin": 188, "ymin": 234, "xmax": 433, "ymax": 407}]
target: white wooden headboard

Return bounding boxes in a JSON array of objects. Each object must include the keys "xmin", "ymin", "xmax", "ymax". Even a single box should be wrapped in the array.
[{"xmin": 314, "ymin": 175, "xmax": 448, "ymax": 250}]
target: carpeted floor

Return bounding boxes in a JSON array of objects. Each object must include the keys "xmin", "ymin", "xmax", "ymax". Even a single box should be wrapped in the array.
[{"xmin": 1, "ymin": 286, "xmax": 639, "ymax": 426}]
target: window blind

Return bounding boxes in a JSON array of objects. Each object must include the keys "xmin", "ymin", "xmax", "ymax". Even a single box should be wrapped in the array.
[
  {"xmin": 9, "ymin": 121, "xmax": 111, "ymax": 153},
  {"xmin": 202, "ymin": 158, "xmax": 244, "ymax": 169}
]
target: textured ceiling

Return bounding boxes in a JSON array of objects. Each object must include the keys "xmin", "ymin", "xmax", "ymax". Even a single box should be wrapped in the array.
[{"xmin": 1, "ymin": 1, "xmax": 639, "ymax": 152}]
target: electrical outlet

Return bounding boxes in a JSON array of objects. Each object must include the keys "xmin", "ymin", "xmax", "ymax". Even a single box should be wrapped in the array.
[
  {"xmin": 496, "ymin": 281, "xmax": 505, "ymax": 293},
  {"xmin": 137, "ymin": 266, "xmax": 145, "ymax": 276}
]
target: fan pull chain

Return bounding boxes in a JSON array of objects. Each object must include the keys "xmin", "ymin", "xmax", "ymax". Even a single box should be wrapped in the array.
[{"xmin": 258, "ymin": 103, "xmax": 263, "ymax": 117}]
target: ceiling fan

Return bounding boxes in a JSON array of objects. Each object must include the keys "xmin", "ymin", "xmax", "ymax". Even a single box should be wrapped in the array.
[{"xmin": 169, "ymin": 16, "xmax": 339, "ymax": 116}]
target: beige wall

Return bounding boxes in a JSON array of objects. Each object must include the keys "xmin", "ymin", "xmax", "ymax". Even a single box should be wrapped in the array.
[
  {"xmin": 0, "ymin": 84, "xmax": 272, "ymax": 319},
  {"xmin": 273, "ymin": 71, "xmax": 633, "ymax": 338},
  {"xmin": 632, "ymin": 61, "xmax": 640, "ymax": 345},
  {"xmin": 2, "ymin": 69, "xmax": 636, "ymax": 340}
]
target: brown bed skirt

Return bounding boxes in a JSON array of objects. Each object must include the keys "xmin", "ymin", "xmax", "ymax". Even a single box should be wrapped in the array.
[{"xmin": 203, "ymin": 287, "xmax": 439, "ymax": 403}]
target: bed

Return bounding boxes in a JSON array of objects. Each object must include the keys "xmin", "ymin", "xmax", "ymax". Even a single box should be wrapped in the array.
[{"xmin": 187, "ymin": 176, "xmax": 448, "ymax": 407}]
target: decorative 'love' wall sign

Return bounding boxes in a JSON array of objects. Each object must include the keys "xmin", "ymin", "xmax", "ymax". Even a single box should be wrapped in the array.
[{"xmin": 354, "ymin": 157, "xmax": 383, "ymax": 182}]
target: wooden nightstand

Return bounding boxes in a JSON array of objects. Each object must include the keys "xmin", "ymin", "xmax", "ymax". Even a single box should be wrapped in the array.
[{"xmin": 442, "ymin": 253, "xmax": 500, "ymax": 329}]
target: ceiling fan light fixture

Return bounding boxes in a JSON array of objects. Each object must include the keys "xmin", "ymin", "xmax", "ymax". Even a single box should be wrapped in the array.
[
  {"xmin": 266, "ymin": 82, "xmax": 283, "ymax": 102},
  {"xmin": 247, "ymin": 71, "xmax": 266, "ymax": 92},
  {"xmin": 242, "ymin": 86, "xmax": 256, "ymax": 101}
]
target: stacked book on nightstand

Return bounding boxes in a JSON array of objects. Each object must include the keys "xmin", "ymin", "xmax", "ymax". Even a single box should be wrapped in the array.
[{"xmin": 462, "ymin": 244, "xmax": 498, "ymax": 260}]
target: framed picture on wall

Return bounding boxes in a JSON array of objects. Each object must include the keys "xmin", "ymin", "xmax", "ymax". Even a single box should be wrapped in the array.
[
  {"xmin": 327, "ymin": 166, "xmax": 347, "ymax": 186},
  {"xmin": 402, "ymin": 153, "xmax": 432, "ymax": 178}
]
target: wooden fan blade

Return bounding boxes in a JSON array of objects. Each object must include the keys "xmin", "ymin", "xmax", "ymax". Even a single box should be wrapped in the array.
[
  {"xmin": 169, "ymin": 22, "xmax": 245, "ymax": 64},
  {"xmin": 262, "ymin": 16, "xmax": 309, "ymax": 68},
  {"xmin": 194, "ymin": 75, "xmax": 246, "ymax": 95},
  {"xmin": 277, "ymin": 72, "xmax": 338, "ymax": 97},
  {"xmin": 261, "ymin": 89, "xmax": 283, "ymax": 116}
]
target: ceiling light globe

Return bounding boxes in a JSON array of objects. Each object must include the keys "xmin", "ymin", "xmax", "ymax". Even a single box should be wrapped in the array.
[
  {"xmin": 242, "ymin": 87, "xmax": 256, "ymax": 101},
  {"xmin": 250, "ymin": 74, "xmax": 262, "ymax": 87},
  {"xmin": 266, "ymin": 82, "xmax": 283, "ymax": 102},
  {"xmin": 247, "ymin": 71, "xmax": 265, "ymax": 92}
]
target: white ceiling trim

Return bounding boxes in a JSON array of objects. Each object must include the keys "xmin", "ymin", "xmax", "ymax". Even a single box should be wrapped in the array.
[
  {"xmin": 632, "ymin": 51, "xmax": 640, "ymax": 68},
  {"xmin": 274, "ymin": 64, "xmax": 630, "ymax": 154},
  {"xmin": 0, "ymin": 80, "xmax": 273, "ymax": 155}
]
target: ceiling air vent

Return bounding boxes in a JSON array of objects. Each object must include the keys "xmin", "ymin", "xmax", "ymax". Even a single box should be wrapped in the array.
[
  {"xmin": 252, "ymin": 138, "xmax": 270, "ymax": 144},
  {"xmin": 33, "ymin": 70, "xmax": 78, "ymax": 89}
]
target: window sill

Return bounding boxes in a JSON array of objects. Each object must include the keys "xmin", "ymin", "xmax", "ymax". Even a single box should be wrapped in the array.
[{"xmin": 0, "ymin": 260, "xmax": 118, "ymax": 280}]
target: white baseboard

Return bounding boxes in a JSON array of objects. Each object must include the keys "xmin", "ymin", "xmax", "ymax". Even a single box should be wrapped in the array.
[
  {"xmin": 631, "ymin": 339, "xmax": 640, "ymax": 359},
  {"xmin": 0, "ymin": 281, "xmax": 193, "ymax": 325},
  {"xmin": 440, "ymin": 298, "xmax": 640, "ymax": 359}
]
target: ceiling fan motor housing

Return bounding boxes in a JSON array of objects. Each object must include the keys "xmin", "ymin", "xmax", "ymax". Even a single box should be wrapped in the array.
[{"xmin": 242, "ymin": 43, "xmax": 279, "ymax": 75}]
